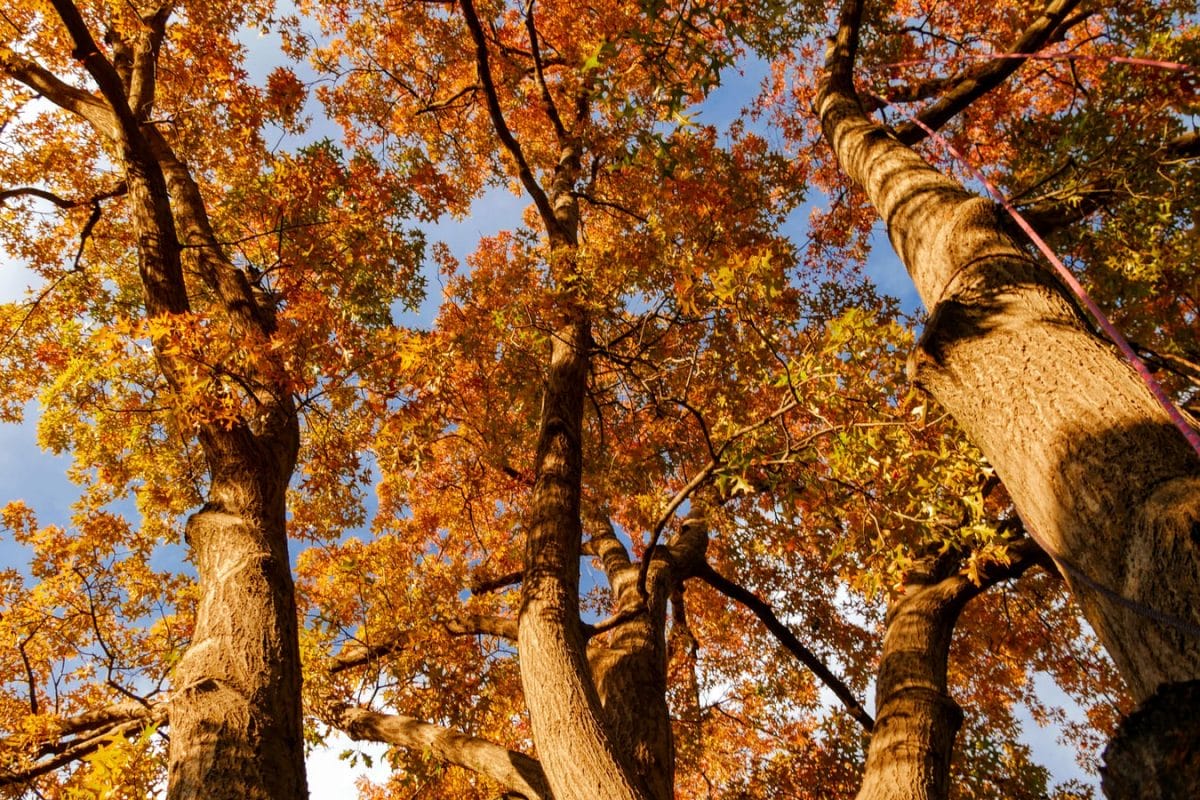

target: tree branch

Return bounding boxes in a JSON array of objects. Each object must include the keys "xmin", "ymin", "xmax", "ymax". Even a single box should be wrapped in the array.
[
  {"xmin": 416, "ymin": 82, "xmax": 480, "ymax": 115},
  {"xmin": 470, "ymin": 569, "xmax": 524, "ymax": 595},
  {"xmin": 1014, "ymin": 132, "xmax": 1200, "ymax": 236},
  {"xmin": 142, "ymin": 126, "xmax": 278, "ymax": 335},
  {"xmin": 0, "ymin": 49, "xmax": 118, "ymax": 137},
  {"xmin": 583, "ymin": 515, "xmax": 633, "ymax": 588},
  {"xmin": 695, "ymin": 563, "xmax": 875, "ymax": 732},
  {"xmin": 637, "ymin": 399, "xmax": 799, "ymax": 601},
  {"xmin": 892, "ymin": 0, "xmax": 1085, "ymax": 144},
  {"xmin": 458, "ymin": 0, "xmax": 560, "ymax": 238},
  {"xmin": 330, "ymin": 630, "xmax": 412, "ymax": 675},
  {"xmin": 441, "ymin": 612, "xmax": 519, "ymax": 641},
  {"xmin": 127, "ymin": 5, "xmax": 170, "ymax": 119},
  {"xmin": 525, "ymin": 0, "xmax": 566, "ymax": 141},
  {"xmin": 47, "ymin": 0, "xmax": 147, "ymax": 146},
  {"xmin": 333, "ymin": 706, "xmax": 551, "ymax": 800},
  {"xmin": 0, "ymin": 703, "xmax": 164, "ymax": 788}
]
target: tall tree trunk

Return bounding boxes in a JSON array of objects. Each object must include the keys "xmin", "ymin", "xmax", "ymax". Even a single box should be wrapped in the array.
[
  {"xmin": 120, "ymin": 114, "xmax": 309, "ymax": 800},
  {"xmin": 816, "ymin": 0, "xmax": 1200, "ymax": 704},
  {"xmin": 518, "ymin": 316, "xmax": 650, "ymax": 800},
  {"xmin": 25, "ymin": 6, "xmax": 312, "ymax": 794},
  {"xmin": 167, "ymin": 428, "xmax": 306, "ymax": 800}
]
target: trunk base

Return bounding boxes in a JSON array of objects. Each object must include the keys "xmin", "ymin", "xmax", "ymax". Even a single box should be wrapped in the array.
[{"xmin": 1102, "ymin": 680, "xmax": 1200, "ymax": 799}]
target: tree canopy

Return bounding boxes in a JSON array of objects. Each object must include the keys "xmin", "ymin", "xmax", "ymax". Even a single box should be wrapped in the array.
[{"xmin": 0, "ymin": 0, "xmax": 1197, "ymax": 798}]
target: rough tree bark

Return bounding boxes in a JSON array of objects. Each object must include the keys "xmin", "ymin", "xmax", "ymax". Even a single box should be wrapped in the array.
[
  {"xmin": 1, "ymin": 4, "xmax": 309, "ymax": 797},
  {"xmin": 516, "ymin": 312, "xmax": 649, "ymax": 800},
  {"xmin": 816, "ymin": 0, "xmax": 1200, "ymax": 707},
  {"xmin": 583, "ymin": 514, "xmax": 710, "ymax": 800},
  {"xmin": 455, "ymin": 1, "xmax": 661, "ymax": 795},
  {"xmin": 855, "ymin": 543, "xmax": 1045, "ymax": 800}
]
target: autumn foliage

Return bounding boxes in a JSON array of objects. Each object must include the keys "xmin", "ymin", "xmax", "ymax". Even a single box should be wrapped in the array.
[{"xmin": 0, "ymin": 0, "xmax": 1197, "ymax": 798}]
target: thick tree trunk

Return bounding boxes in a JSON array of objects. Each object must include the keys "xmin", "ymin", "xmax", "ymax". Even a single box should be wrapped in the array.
[
  {"xmin": 518, "ymin": 317, "xmax": 650, "ymax": 800},
  {"xmin": 816, "ymin": 2, "xmax": 1200, "ymax": 703},
  {"xmin": 167, "ymin": 429, "xmax": 306, "ymax": 800},
  {"xmin": 11, "ymin": 7, "xmax": 309, "ymax": 798},
  {"xmin": 856, "ymin": 546, "xmax": 1043, "ymax": 800},
  {"xmin": 1102, "ymin": 680, "xmax": 1200, "ymax": 799},
  {"xmin": 589, "ymin": 629, "xmax": 673, "ymax": 800},
  {"xmin": 855, "ymin": 569, "xmax": 967, "ymax": 800},
  {"xmin": 111, "ymin": 26, "xmax": 307, "ymax": 797},
  {"xmin": 123, "ymin": 102, "xmax": 308, "ymax": 800},
  {"xmin": 122, "ymin": 146, "xmax": 308, "ymax": 800}
]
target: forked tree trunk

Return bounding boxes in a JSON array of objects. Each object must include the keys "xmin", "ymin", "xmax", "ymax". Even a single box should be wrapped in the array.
[
  {"xmin": 518, "ymin": 316, "xmax": 650, "ymax": 800},
  {"xmin": 585, "ymin": 518, "xmax": 708, "ymax": 800},
  {"xmin": 855, "ymin": 548, "xmax": 1045, "ymax": 800},
  {"xmin": 121, "ymin": 141, "xmax": 308, "ymax": 800},
  {"xmin": 817, "ymin": 0, "xmax": 1200, "ymax": 705},
  {"xmin": 41, "ymin": 5, "xmax": 313, "ymax": 792}
]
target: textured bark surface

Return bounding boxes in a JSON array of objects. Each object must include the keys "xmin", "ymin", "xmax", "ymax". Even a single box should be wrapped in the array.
[
  {"xmin": 11, "ymin": 8, "xmax": 312, "ymax": 797},
  {"xmin": 167, "ymin": 433, "xmax": 305, "ymax": 800},
  {"xmin": 856, "ymin": 546, "xmax": 1042, "ymax": 800},
  {"xmin": 817, "ymin": 0, "xmax": 1200, "ymax": 703},
  {"xmin": 856, "ymin": 572, "xmax": 966, "ymax": 800},
  {"xmin": 1102, "ymin": 680, "xmax": 1200, "ymax": 800},
  {"xmin": 518, "ymin": 318, "xmax": 649, "ymax": 800},
  {"xmin": 584, "ymin": 517, "xmax": 708, "ymax": 800}
]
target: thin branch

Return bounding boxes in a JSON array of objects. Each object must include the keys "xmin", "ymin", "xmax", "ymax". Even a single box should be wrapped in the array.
[
  {"xmin": 416, "ymin": 82, "xmax": 480, "ymax": 114},
  {"xmin": 458, "ymin": 0, "xmax": 559, "ymax": 236},
  {"xmin": 695, "ymin": 563, "xmax": 875, "ymax": 732},
  {"xmin": 637, "ymin": 398, "xmax": 800, "ymax": 601},
  {"xmin": 0, "ymin": 187, "xmax": 74, "ymax": 208},
  {"xmin": 0, "ymin": 181, "xmax": 127, "ymax": 272},
  {"xmin": 0, "ymin": 704, "xmax": 164, "ymax": 788},
  {"xmin": 581, "ymin": 605, "xmax": 647, "ymax": 640},
  {"xmin": 0, "ymin": 181, "xmax": 127, "ymax": 210},
  {"xmin": 525, "ymin": 0, "xmax": 566, "ymax": 141},
  {"xmin": 571, "ymin": 190, "xmax": 650, "ymax": 223},
  {"xmin": 1015, "ymin": 131, "xmax": 1200, "ymax": 235},
  {"xmin": 18, "ymin": 634, "xmax": 39, "ymax": 716}
]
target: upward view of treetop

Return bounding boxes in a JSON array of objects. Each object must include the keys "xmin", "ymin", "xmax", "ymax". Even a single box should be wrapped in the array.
[{"xmin": 0, "ymin": 0, "xmax": 1196, "ymax": 798}]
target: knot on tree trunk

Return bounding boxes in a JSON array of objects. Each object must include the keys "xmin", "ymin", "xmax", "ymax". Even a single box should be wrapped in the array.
[{"xmin": 1101, "ymin": 679, "xmax": 1200, "ymax": 800}]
